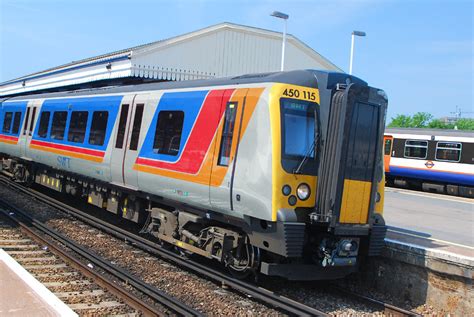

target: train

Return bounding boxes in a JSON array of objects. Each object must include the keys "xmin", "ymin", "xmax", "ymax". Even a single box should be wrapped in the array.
[
  {"xmin": 0, "ymin": 70, "xmax": 388, "ymax": 280},
  {"xmin": 384, "ymin": 128, "xmax": 474, "ymax": 197}
]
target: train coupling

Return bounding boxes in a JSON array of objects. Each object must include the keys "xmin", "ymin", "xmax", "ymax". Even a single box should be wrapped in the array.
[{"xmin": 319, "ymin": 238, "xmax": 359, "ymax": 267}]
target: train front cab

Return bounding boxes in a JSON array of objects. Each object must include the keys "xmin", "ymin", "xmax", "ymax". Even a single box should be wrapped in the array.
[{"xmin": 257, "ymin": 73, "xmax": 388, "ymax": 280}]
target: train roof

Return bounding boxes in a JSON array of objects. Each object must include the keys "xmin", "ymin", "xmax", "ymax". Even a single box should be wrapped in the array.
[
  {"xmin": 1, "ymin": 69, "xmax": 366, "ymax": 102},
  {"xmin": 385, "ymin": 127, "xmax": 473, "ymax": 138}
]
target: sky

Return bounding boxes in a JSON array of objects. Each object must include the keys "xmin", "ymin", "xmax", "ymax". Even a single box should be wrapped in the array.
[{"xmin": 0, "ymin": 0, "xmax": 472, "ymax": 121}]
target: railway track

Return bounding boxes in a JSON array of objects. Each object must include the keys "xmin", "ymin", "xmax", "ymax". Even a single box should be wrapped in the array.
[
  {"xmin": 0, "ymin": 176, "xmax": 420, "ymax": 316},
  {"xmin": 0, "ymin": 196, "xmax": 201, "ymax": 316}
]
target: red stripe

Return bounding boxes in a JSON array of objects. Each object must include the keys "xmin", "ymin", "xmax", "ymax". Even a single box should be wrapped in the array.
[
  {"xmin": 0, "ymin": 134, "xmax": 19, "ymax": 142},
  {"xmin": 30, "ymin": 139, "xmax": 104, "ymax": 157},
  {"xmin": 135, "ymin": 89, "xmax": 234, "ymax": 173}
]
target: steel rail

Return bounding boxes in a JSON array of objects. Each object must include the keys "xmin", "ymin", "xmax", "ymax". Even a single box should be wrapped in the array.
[{"xmin": 0, "ymin": 195, "xmax": 202, "ymax": 317}]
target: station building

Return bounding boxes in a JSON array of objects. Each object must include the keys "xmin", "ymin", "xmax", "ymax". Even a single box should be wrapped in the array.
[{"xmin": 0, "ymin": 22, "xmax": 342, "ymax": 97}]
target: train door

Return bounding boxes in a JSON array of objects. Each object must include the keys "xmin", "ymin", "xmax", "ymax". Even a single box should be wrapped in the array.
[
  {"xmin": 110, "ymin": 94, "xmax": 147, "ymax": 189},
  {"xmin": 209, "ymin": 89, "xmax": 248, "ymax": 213},
  {"xmin": 111, "ymin": 95, "xmax": 134, "ymax": 185},
  {"xmin": 20, "ymin": 100, "xmax": 40, "ymax": 158},
  {"xmin": 383, "ymin": 135, "xmax": 393, "ymax": 173}
]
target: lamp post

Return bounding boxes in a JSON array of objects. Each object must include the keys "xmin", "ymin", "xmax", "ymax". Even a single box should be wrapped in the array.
[
  {"xmin": 271, "ymin": 11, "xmax": 289, "ymax": 71},
  {"xmin": 349, "ymin": 30, "xmax": 366, "ymax": 75}
]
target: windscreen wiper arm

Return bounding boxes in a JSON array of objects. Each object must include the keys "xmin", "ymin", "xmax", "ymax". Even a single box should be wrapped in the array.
[{"xmin": 293, "ymin": 134, "xmax": 318, "ymax": 174}]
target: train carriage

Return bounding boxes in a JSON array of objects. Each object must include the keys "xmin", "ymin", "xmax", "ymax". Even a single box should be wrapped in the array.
[
  {"xmin": 1, "ymin": 70, "xmax": 388, "ymax": 280},
  {"xmin": 384, "ymin": 128, "xmax": 474, "ymax": 197}
]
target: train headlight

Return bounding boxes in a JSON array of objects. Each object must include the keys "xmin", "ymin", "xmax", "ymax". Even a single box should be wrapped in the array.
[
  {"xmin": 296, "ymin": 183, "xmax": 310, "ymax": 201},
  {"xmin": 282, "ymin": 185, "xmax": 291, "ymax": 196},
  {"xmin": 288, "ymin": 195, "xmax": 297, "ymax": 206}
]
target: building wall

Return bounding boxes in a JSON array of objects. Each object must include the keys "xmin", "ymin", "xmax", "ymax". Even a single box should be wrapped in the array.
[{"xmin": 132, "ymin": 28, "xmax": 339, "ymax": 79}]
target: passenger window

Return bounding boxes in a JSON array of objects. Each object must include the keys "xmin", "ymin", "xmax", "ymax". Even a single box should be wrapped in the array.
[
  {"xmin": 129, "ymin": 104, "xmax": 144, "ymax": 151},
  {"xmin": 384, "ymin": 139, "xmax": 392, "ymax": 155},
  {"xmin": 404, "ymin": 140, "xmax": 428, "ymax": 159},
  {"xmin": 67, "ymin": 111, "xmax": 88, "ymax": 143},
  {"xmin": 12, "ymin": 112, "xmax": 22, "ymax": 134},
  {"xmin": 436, "ymin": 142, "xmax": 461, "ymax": 162},
  {"xmin": 89, "ymin": 111, "xmax": 108, "ymax": 146},
  {"xmin": 29, "ymin": 107, "xmax": 37, "ymax": 136},
  {"xmin": 38, "ymin": 111, "xmax": 51, "ymax": 138},
  {"xmin": 115, "ymin": 104, "xmax": 129, "ymax": 149},
  {"xmin": 51, "ymin": 111, "xmax": 68, "ymax": 140},
  {"xmin": 153, "ymin": 111, "xmax": 184, "ymax": 156},
  {"xmin": 218, "ymin": 102, "xmax": 238, "ymax": 166},
  {"xmin": 23, "ymin": 108, "xmax": 30, "ymax": 135},
  {"xmin": 2, "ymin": 112, "xmax": 13, "ymax": 133}
]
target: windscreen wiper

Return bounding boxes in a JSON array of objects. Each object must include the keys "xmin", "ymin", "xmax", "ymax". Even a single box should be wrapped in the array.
[{"xmin": 293, "ymin": 133, "xmax": 318, "ymax": 174}]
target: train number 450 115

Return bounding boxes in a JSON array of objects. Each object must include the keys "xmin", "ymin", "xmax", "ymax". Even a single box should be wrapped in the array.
[{"xmin": 282, "ymin": 88, "xmax": 316, "ymax": 101}]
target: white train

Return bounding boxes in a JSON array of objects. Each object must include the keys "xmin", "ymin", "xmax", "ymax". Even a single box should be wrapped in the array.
[
  {"xmin": 384, "ymin": 128, "xmax": 474, "ymax": 197},
  {"xmin": 1, "ymin": 70, "xmax": 388, "ymax": 280}
]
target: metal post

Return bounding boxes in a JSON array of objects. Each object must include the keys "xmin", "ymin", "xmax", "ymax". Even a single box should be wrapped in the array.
[
  {"xmin": 281, "ymin": 19, "xmax": 287, "ymax": 71},
  {"xmin": 349, "ymin": 33, "xmax": 355, "ymax": 75},
  {"xmin": 349, "ymin": 31, "xmax": 366, "ymax": 75},
  {"xmin": 271, "ymin": 11, "xmax": 289, "ymax": 72}
]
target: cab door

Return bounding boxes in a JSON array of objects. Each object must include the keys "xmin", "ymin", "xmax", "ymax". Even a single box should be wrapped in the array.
[
  {"xmin": 209, "ymin": 89, "xmax": 248, "ymax": 214},
  {"xmin": 383, "ymin": 135, "xmax": 393, "ymax": 173}
]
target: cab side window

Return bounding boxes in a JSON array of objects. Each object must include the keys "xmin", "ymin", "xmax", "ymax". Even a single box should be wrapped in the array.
[{"xmin": 218, "ymin": 102, "xmax": 238, "ymax": 166}]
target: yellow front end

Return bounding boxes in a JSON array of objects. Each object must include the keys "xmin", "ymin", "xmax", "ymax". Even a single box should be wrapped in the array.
[{"xmin": 269, "ymin": 83, "xmax": 320, "ymax": 221}]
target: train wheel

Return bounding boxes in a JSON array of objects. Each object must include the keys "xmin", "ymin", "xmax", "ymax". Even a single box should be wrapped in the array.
[{"xmin": 226, "ymin": 245, "xmax": 260, "ymax": 280}]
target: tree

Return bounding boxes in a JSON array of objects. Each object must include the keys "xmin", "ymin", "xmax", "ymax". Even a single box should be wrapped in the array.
[
  {"xmin": 411, "ymin": 112, "xmax": 433, "ymax": 128},
  {"xmin": 455, "ymin": 118, "xmax": 474, "ymax": 130},
  {"xmin": 428, "ymin": 119, "xmax": 454, "ymax": 129},
  {"xmin": 388, "ymin": 114, "xmax": 412, "ymax": 128}
]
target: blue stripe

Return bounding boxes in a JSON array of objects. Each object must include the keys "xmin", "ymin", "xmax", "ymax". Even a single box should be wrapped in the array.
[
  {"xmin": 33, "ymin": 96, "xmax": 122, "ymax": 151},
  {"xmin": 388, "ymin": 166, "xmax": 474, "ymax": 186},
  {"xmin": 138, "ymin": 90, "xmax": 208, "ymax": 163}
]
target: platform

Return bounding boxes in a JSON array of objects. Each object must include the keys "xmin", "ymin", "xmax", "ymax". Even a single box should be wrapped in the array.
[{"xmin": 0, "ymin": 249, "xmax": 77, "ymax": 316}]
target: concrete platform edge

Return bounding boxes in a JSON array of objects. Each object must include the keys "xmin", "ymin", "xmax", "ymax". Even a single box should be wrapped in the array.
[
  {"xmin": 0, "ymin": 249, "xmax": 78, "ymax": 317},
  {"xmin": 383, "ymin": 238, "xmax": 473, "ymax": 279}
]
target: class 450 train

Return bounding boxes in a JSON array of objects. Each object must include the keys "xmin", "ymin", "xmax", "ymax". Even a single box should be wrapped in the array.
[
  {"xmin": 0, "ymin": 70, "xmax": 388, "ymax": 280},
  {"xmin": 384, "ymin": 128, "xmax": 474, "ymax": 197}
]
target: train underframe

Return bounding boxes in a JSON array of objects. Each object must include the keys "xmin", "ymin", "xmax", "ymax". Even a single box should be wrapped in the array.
[
  {"xmin": 1, "ymin": 156, "xmax": 378, "ymax": 280},
  {"xmin": 386, "ymin": 175, "xmax": 474, "ymax": 198}
]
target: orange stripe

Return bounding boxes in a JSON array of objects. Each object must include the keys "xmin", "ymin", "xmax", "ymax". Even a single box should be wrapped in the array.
[
  {"xmin": 390, "ymin": 165, "xmax": 474, "ymax": 176},
  {"xmin": 30, "ymin": 144, "xmax": 103, "ymax": 163},
  {"xmin": 0, "ymin": 139, "xmax": 17, "ymax": 145}
]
